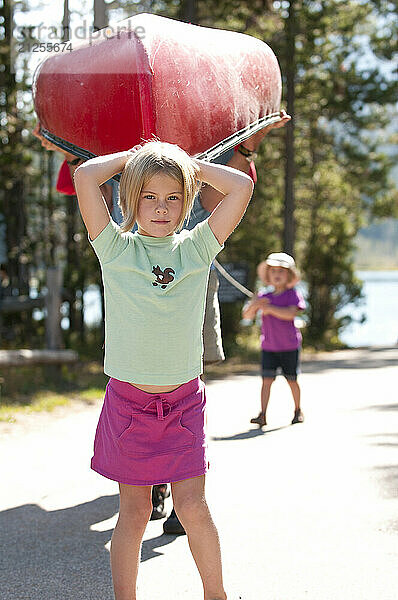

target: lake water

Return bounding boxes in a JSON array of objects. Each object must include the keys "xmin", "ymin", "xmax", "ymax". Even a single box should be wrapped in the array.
[
  {"xmin": 338, "ymin": 270, "xmax": 398, "ymax": 348},
  {"xmin": 83, "ymin": 270, "xmax": 398, "ymax": 349}
]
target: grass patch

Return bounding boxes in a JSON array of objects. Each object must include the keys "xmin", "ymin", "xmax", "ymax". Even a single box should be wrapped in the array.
[
  {"xmin": 0, "ymin": 392, "xmax": 71, "ymax": 423},
  {"xmin": 79, "ymin": 388, "xmax": 107, "ymax": 403},
  {"xmin": 0, "ymin": 361, "xmax": 108, "ymax": 422}
]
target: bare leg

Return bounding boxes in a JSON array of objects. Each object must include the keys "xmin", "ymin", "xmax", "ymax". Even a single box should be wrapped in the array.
[
  {"xmin": 287, "ymin": 379, "xmax": 301, "ymax": 411},
  {"xmin": 172, "ymin": 475, "xmax": 227, "ymax": 600},
  {"xmin": 110, "ymin": 483, "xmax": 152, "ymax": 600},
  {"xmin": 260, "ymin": 377, "xmax": 275, "ymax": 417}
]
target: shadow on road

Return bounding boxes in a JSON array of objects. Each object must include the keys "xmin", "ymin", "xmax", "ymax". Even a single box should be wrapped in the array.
[
  {"xmin": 0, "ymin": 494, "xmax": 118, "ymax": 600},
  {"xmin": 373, "ymin": 464, "xmax": 398, "ymax": 504},
  {"xmin": 301, "ymin": 357, "xmax": 398, "ymax": 374},
  {"xmin": 363, "ymin": 432, "xmax": 398, "ymax": 509},
  {"xmin": 361, "ymin": 403, "xmax": 398, "ymax": 412},
  {"xmin": 1, "ymin": 493, "xmax": 194, "ymax": 599},
  {"xmin": 365, "ymin": 433, "xmax": 398, "ymax": 446},
  {"xmin": 301, "ymin": 346, "xmax": 398, "ymax": 373},
  {"xmin": 211, "ymin": 424, "xmax": 291, "ymax": 441},
  {"xmin": 141, "ymin": 532, "xmax": 180, "ymax": 561}
]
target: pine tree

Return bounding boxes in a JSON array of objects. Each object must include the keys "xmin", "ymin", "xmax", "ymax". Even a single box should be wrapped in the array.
[
  {"xmin": 180, "ymin": 0, "xmax": 397, "ymax": 347},
  {"xmin": 285, "ymin": 0, "xmax": 397, "ymax": 346},
  {"xmin": 0, "ymin": 0, "xmax": 36, "ymax": 345}
]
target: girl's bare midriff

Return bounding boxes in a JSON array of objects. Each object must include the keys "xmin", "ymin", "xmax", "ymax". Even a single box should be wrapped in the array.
[{"xmin": 130, "ymin": 382, "xmax": 182, "ymax": 393}]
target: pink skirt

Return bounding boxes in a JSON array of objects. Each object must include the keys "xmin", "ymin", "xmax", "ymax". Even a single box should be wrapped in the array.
[{"xmin": 91, "ymin": 377, "xmax": 208, "ymax": 486}]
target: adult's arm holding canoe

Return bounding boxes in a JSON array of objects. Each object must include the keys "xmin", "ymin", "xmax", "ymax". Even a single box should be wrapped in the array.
[
  {"xmin": 195, "ymin": 159, "xmax": 254, "ymax": 245},
  {"xmin": 33, "ymin": 123, "xmax": 79, "ymax": 164},
  {"xmin": 200, "ymin": 110, "xmax": 291, "ymax": 213},
  {"xmin": 74, "ymin": 151, "xmax": 133, "ymax": 241},
  {"xmin": 33, "ymin": 124, "xmax": 114, "ymax": 213}
]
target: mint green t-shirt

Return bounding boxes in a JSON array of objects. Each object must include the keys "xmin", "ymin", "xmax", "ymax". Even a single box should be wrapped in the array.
[{"xmin": 89, "ymin": 218, "xmax": 223, "ymax": 385}]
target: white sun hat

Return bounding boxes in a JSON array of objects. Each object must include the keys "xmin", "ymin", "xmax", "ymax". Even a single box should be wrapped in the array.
[{"xmin": 265, "ymin": 252, "xmax": 296, "ymax": 269}]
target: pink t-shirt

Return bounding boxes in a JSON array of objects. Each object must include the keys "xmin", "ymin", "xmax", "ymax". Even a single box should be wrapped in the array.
[{"xmin": 259, "ymin": 288, "xmax": 306, "ymax": 352}]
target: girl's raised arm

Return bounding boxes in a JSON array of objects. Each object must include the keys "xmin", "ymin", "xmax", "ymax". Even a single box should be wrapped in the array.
[
  {"xmin": 242, "ymin": 300, "xmax": 259, "ymax": 321},
  {"xmin": 74, "ymin": 151, "xmax": 132, "ymax": 240},
  {"xmin": 194, "ymin": 160, "xmax": 254, "ymax": 245}
]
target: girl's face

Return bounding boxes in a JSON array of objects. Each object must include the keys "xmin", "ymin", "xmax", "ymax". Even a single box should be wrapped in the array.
[
  {"xmin": 136, "ymin": 172, "xmax": 184, "ymax": 237},
  {"xmin": 268, "ymin": 266, "xmax": 289, "ymax": 290}
]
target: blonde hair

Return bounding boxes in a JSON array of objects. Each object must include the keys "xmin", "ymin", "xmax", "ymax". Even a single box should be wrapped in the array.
[
  {"xmin": 257, "ymin": 261, "xmax": 300, "ymax": 289},
  {"xmin": 118, "ymin": 141, "xmax": 201, "ymax": 233}
]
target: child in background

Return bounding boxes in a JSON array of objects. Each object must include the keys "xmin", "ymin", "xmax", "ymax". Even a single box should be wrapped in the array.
[
  {"xmin": 74, "ymin": 140, "xmax": 254, "ymax": 600},
  {"xmin": 242, "ymin": 252, "xmax": 305, "ymax": 427}
]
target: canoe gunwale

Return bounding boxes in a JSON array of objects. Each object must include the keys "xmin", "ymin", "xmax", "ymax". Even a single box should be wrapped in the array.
[
  {"xmin": 40, "ymin": 128, "xmax": 97, "ymax": 161},
  {"xmin": 196, "ymin": 113, "xmax": 281, "ymax": 161},
  {"xmin": 40, "ymin": 112, "xmax": 282, "ymax": 182}
]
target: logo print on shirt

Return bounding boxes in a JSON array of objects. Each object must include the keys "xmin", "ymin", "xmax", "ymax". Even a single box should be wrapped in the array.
[{"xmin": 152, "ymin": 265, "xmax": 176, "ymax": 289}]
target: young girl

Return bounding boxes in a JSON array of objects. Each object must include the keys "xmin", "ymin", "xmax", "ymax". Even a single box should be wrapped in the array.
[
  {"xmin": 242, "ymin": 252, "xmax": 305, "ymax": 427},
  {"xmin": 74, "ymin": 140, "xmax": 254, "ymax": 600}
]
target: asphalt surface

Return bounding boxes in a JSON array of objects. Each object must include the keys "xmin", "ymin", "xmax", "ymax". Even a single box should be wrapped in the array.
[{"xmin": 1, "ymin": 347, "xmax": 397, "ymax": 600}]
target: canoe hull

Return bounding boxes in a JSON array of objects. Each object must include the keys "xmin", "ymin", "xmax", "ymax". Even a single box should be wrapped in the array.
[{"xmin": 33, "ymin": 13, "xmax": 281, "ymax": 156}]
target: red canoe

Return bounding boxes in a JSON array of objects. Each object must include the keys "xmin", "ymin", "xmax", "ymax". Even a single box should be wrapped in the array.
[{"xmin": 33, "ymin": 13, "xmax": 281, "ymax": 159}]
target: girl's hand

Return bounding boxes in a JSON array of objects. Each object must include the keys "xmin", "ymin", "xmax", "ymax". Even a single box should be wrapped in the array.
[
  {"xmin": 255, "ymin": 297, "xmax": 272, "ymax": 315},
  {"xmin": 127, "ymin": 144, "xmax": 144, "ymax": 155},
  {"xmin": 257, "ymin": 297, "xmax": 270, "ymax": 312},
  {"xmin": 253, "ymin": 297, "xmax": 270, "ymax": 311},
  {"xmin": 242, "ymin": 296, "xmax": 270, "ymax": 319},
  {"xmin": 123, "ymin": 144, "xmax": 144, "ymax": 169},
  {"xmin": 257, "ymin": 297, "xmax": 270, "ymax": 307}
]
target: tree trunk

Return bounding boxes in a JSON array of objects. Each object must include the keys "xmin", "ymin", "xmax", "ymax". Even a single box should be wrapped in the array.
[
  {"xmin": 182, "ymin": 0, "xmax": 197, "ymax": 24},
  {"xmin": 79, "ymin": 277, "xmax": 86, "ymax": 341},
  {"xmin": 0, "ymin": 349, "xmax": 78, "ymax": 367},
  {"xmin": 45, "ymin": 266, "xmax": 63, "ymax": 350},
  {"xmin": 60, "ymin": 1, "xmax": 79, "ymax": 341},
  {"xmin": 283, "ymin": 0, "xmax": 296, "ymax": 255},
  {"xmin": 65, "ymin": 197, "xmax": 79, "ymax": 338},
  {"xmin": 94, "ymin": 0, "xmax": 108, "ymax": 30},
  {"xmin": 47, "ymin": 152, "xmax": 57, "ymax": 266},
  {"xmin": 1, "ymin": 2, "xmax": 29, "ymax": 297},
  {"xmin": 62, "ymin": 0, "xmax": 70, "ymax": 41}
]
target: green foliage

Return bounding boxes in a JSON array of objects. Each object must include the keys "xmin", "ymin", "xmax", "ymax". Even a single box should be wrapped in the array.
[
  {"xmin": 176, "ymin": 0, "xmax": 396, "ymax": 347},
  {"xmin": 285, "ymin": 1, "xmax": 396, "ymax": 345},
  {"xmin": 1, "ymin": 0, "xmax": 397, "ymax": 354}
]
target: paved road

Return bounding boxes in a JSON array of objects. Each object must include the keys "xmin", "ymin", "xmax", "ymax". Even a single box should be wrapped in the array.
[{"xmin": 1, "ymin": 347, "xmax": 397, "ymax": 600}]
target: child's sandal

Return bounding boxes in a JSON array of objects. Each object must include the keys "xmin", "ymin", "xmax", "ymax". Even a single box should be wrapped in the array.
[
  {"xmin": 250, "ymin": 412, "xmax": 267, "ymax": 426},
  {"xmin": 292, "ymin": 409, "xmax": 304, "ymax": 424}
]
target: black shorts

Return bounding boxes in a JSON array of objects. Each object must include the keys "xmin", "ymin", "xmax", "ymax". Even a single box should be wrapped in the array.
[{"xmin": 261, "ymin": 349, "xmax": 300, "ymax": 381}]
